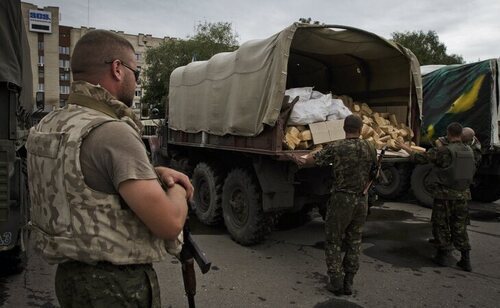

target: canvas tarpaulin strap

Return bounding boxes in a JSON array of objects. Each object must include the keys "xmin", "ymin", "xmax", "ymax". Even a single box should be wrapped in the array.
[{"xmin": 169, "ymin": 23, "xmax": 422, "ymax": 137}]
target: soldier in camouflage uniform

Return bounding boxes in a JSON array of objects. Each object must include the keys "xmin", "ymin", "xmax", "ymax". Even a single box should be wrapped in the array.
[
  {"xmin": 432, "ymin": 127, "xmax": 481, "ymax": 239},
  {"xmin": 398, "ymin": 122, "xmax": 475, "ymax": 272},
  {"xmin": 26, "ymin": 30, "xmax": 193, "ymax": 307},
  {"xmin": 304, "ymin": 115, "xmax": 377, "ymax": 295},
  {"xmin": 462, "ymin": 127, "xmax": 482, "ymax": 167}
]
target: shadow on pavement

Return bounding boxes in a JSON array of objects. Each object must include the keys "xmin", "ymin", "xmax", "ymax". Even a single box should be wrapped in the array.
[{"xmin": 314, "ymin": 297, "xmax": 364, "ymax": 308}]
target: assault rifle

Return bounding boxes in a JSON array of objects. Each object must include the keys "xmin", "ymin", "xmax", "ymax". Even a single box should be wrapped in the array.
[
  {"xmin": 362, "ymin": 146, "xmax": 387, "ymax": 195},
  {"xmin": 180, "ymin": 204, "xmax": 211, "ymax": 308},
  {"xmin": 155, "ymin": 171, "xmax": 211, "ymax": 308}
]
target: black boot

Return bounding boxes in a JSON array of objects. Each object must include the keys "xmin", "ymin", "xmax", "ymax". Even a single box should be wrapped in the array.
[
  {"xmin": 457, "ymin": 250, "xmax": 472, "ymax": 272},
  {"xmin": 326, "ymin": 275, "xmax": 343, "ymax": 295},
  {"xmin": 433, "ymin": 249, "xmax": 449, "ymax": 267},
  {"xmin": 343, "ymin": 273, "xmax": 354, "ymax": 295}
]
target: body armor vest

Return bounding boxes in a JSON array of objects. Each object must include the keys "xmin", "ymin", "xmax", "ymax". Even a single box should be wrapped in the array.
[
  {"xmin": 435, "ymin": 143, "xmax": 475, "ymax": 190},
  {"xmin": 26, "ymin": 89, "xmax": 167, "ymax": 265}
]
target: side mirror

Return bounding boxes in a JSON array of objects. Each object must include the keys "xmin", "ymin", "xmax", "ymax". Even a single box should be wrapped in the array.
[
  {"xmin": 150, "ymin": 108, "xmax": 160, "ymax": 119},
  {"xmin": 35, "ymin": 91, "xmax": 44, "ymax": 110}
]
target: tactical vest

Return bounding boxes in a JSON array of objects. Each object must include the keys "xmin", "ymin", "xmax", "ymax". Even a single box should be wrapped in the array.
[
  {"xmin": 26, "ymin": 101, "xmax": 167, "ymax": 265},
  {"xmin": 435, "ymin": 143, "xmax": 475, "ymax": 190}
]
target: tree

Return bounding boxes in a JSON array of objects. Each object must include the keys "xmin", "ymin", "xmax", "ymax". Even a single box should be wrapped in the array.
[
  {"xmin": 391, "ymin": 30, "xmax": 464, "ymax": 65},
  {"xmin": 142, "ymin": 22, "xmax": 238, "ymax": 117}
]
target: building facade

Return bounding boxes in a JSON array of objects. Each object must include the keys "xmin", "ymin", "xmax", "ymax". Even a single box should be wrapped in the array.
[{"xmin": 21, "ymin": 2, "xmax": 169, "ymax": 115}]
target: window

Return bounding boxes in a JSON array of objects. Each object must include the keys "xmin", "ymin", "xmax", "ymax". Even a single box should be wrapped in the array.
[
  {"xmin": 38, "ymin": 83, "xmax": 44, "ymax": 91},
  {"xmin": 38, "ymin": 71, "xmax": 44, "ymax": 79},
  {"xmin": 60, "ymin": 72, "xmax": 70, "ymax": 81},
  {"xmin": 135, "ymin": 89, "xmax": 142, "ymax": 97},
  {"xmin": 135, "ymin": 53, "xmax": 142, "ymax": 61},
  {"xmin": 38, "ymin": 41, "xmax": 44, "ymax": 50},
  {"xmin": 38, "ymin": 55, "xmax": 44, "ymax": 65},
  {"xmin": 60, "ymin": 85, "xmax": 70, "ymax": 94},
  {"xmin": 59, "ymin": 46, "xmax": 70, "ymax": 55},
  {"xmin": 59, "ymin": 100, "xmax": 67, "ymax": 108},
  {"xmin": 59, "ymin": 59, "xmax": 70, "ymax": 68}
]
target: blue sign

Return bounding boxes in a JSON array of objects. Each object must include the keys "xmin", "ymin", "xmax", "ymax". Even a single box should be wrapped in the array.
[{"xmin": 30, "ymin": 11, "xmax": 51, "ymax": 21}]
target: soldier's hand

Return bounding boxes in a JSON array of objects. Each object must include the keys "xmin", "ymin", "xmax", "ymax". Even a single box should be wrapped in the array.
[
  {"xmin": 395, "ymin": 140, "xmax": 412, "ymax": 154},
  {"xmin": 155, "ymin": 167, "xmax": 194, "ymax": 201}
]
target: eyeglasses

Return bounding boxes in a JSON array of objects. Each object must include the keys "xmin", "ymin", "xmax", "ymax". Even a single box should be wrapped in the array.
[{"xmin": 105, "ymin": 59, "xmax": 141, "ymax": 83}]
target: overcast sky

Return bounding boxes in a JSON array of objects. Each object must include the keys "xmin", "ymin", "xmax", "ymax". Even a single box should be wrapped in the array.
[{"xmin": 27, "ymin": 0, "xmax": 499, "ymax": 63}]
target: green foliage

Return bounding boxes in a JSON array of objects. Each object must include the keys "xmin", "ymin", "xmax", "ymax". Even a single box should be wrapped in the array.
[
  {"xmin": 391, "ymin": 30, "xmax": 464, "ymax": 65},
  {"xmin": 142, "ymin": 22, "xmax": 238, "ymax": 116}
]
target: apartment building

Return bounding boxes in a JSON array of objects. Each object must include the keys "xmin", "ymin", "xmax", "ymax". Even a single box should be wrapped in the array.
[{"xmin": 21, "ymin": 2, "xmax": 170, "ymax": 115}]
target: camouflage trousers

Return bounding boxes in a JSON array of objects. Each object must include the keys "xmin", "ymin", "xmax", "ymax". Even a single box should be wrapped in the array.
[
  {"xmin": 55, "ymin": 261, "xmax": 161, "ymax": 308},
  {"xmin": 325, "ymin": 192, "xmax": 368, "ymax": 280},
  {"xmin": 432, "ymin": 198, "xmax": 471, "ymax": 252}
]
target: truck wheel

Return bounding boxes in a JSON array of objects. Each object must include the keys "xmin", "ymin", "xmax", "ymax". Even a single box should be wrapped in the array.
[
  {"xmin": 0, "ymin": 246, "xmax": 27, "ymax": 275},
  {"xmin": 411, "ymin": 164, "xmax": 434, "ymax": 208},
  {"xmin": 169, "ymin": 157, "xmax": 193, "ymax": 177},
  {"xmin": 374, "ymin": 164, "xmax": 411, "ymax": 199},
  {"xmin": 222, "ymin": 168, "xmax": 272, "ymax": 245},
  {"xmin": 471, "ymin": 175, "xmax": 500, "ymax": 203},
  {"xmin": 192, "ymin": 162, "xmax": 224, "ymax": 225}
]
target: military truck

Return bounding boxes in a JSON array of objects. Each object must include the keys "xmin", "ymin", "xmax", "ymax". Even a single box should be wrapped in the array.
[
  {"xmin": 0, "ymin": 0, "xmax": 34, "ymax": 272},
  {"xmin": 411, "ymin": 59, "xmax": 500, "ymax": 207},
  {"xmin": 154, "ymin": 23, "xmax": 422, "ymax": 245}
]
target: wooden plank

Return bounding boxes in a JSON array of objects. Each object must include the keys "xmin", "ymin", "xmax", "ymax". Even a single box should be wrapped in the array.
[{"xmin": 299, "ymin": 130, "xmax": 312, "ymax": 141}]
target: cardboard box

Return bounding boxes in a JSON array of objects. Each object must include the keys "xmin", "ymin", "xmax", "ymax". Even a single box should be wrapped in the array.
[{"xmin": 308, "ymin": 120, "xmax": 345, "ymax": 144}]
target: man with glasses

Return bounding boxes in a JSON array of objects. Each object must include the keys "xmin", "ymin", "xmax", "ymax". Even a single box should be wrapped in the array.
[{"xmin": 27, "ymin": 30, "xmax": 193, "ymax": 307}]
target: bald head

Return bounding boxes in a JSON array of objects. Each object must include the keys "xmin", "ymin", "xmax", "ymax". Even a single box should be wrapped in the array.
[
  {"xmin": 71, "ymin": 30, "xmax": 135, "ymax": 82},
  {"xmin": 462, "ymin": 127, "xmax": 475, "ymax": 143}
]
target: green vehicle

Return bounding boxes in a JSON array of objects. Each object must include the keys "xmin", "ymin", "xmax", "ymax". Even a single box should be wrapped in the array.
[
  {"xmin": 411, "ymin": 59, "xmax": 500, "ymax": 206},
  {"xmin": 0, "ymin": 0, "xmax": 34, "ymax": 273}
]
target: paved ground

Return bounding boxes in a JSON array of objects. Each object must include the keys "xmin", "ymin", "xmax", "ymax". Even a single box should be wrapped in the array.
[{"xmin": 1, "ymin": 201, "xmax": 499, "ymax": 307}]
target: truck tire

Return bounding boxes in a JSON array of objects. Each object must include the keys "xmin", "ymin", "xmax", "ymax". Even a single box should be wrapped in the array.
[
  {"xmin": 0, "ymin": 246, "xmax": 27, "ymax": 275},
  {"xmin": 222, "ymin": 168, "xmax": 272, "ymax": 245},
  {"xmin": 471, "ymin": 175, "xmax": 500, "ymax": 203},
  {"xmin": 170, "ymin": 157, "xmax": 193, "ymax": 177},
  {"xmin": 411, "ymin": 164, "xmax": 434, "ymax": 208},
  {"xmin": 192, "ymin": 162, "xmax": 224, "ymax": 225},
  {"xmin": 374, "ymin": 164, "xmax": 411, "ymax": 199}
]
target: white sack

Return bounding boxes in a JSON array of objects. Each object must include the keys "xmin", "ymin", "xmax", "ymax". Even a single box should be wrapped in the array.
[
  {"xmin": 288, "ymin": 94, "xmax": 333, "ymax": 125},
  {"xmin": 326, "ymin": 99, "xmax": 353, "ymax": 120},
  {"xmin": 285, "ymin": 87, "xmax": 313, "ymax": 103}
]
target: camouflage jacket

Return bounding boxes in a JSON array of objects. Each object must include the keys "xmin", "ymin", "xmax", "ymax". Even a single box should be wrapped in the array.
[
  {"xmin": 314, "ymin": 138, "xmax": 377, "ymax": 194},
  {"xmin": 412, "ymin": 141, "xmax": 472, "ymax": 200},
  {"xmin": 26, "ymin": 81, "xmax": 167, "ymax": 265}
]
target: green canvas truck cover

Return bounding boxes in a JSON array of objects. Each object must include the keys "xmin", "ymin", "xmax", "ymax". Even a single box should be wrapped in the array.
[
  {"xmin": 0, "ymin": 0, "xmax": 33, "ymax": 113},
  {"xmin": 422, "ymin": 59, "xmax": 499, "ymax": 148},
  {"xmin": 169, "ymin": 23, "xmax": 422, "ymax": 137}
]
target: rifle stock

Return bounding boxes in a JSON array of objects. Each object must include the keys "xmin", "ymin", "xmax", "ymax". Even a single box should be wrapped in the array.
[{"xmin": 363, "ymin": 146, "xmax": 387, "ymax": 195}]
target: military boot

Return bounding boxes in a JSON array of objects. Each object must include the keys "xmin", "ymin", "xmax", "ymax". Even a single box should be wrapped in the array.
[
  {"xmin": 433, "ymin": 249, "xmax": 450, "ymax": 267},
  {"xmin": 343, "ymin": 272, "xmax": 354, "ymax": 295},
  {"xmin": 326, "ymin": 276, "xmax": 343, "ymax": 296},
  {"xmin": 457, "ymin": 250, "xmax": 472, "ymax": 272}
]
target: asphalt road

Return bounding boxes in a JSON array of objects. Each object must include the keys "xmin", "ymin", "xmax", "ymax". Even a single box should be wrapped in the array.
[{"xmin": 1, "ymin": 201, "xmax": 499, "ymax": 308}]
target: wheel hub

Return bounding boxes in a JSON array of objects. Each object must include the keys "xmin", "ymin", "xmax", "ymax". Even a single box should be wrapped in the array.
[{"xmin": 229, "ymin": 188, "xmax": 248, "ymax": 226}]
